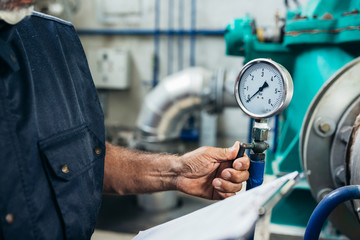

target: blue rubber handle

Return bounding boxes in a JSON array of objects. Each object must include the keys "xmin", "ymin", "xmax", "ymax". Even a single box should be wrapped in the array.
[{"xmin": 246, "ymin": 157, "xmax": 265, "ymax": 190}]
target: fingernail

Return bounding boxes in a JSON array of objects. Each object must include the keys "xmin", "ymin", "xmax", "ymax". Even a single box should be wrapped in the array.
[
  {"xmin": 214, "ymin": 179, "xmax": 222, "ymax": 187},
  {"xmin": 235, "ymin": 162, "xmax": 242, "ymax": 170},
  {"xmin": 223, "ymin": 171, "xmax": 231, "ymax": 180}
]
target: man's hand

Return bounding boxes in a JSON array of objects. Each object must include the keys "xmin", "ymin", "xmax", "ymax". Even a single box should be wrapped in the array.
[
  {"xmin": 176, "ymin": 142, "xmax": 250, "ymax": 200},
  {"xmin": 103, "ymin": 142, "xmax": 249, "ymax": 200}
]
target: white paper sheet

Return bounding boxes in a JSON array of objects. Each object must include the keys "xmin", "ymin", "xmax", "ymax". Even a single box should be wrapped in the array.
[{"xmin": 134, "ymin": 171, "xmax": 300, "ymax": 240}]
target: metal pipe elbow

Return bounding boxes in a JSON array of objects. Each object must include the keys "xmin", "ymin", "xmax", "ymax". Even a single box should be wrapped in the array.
[{"xmin": 137, "ymin": 67, "xmax": 213, "ymax": 142}]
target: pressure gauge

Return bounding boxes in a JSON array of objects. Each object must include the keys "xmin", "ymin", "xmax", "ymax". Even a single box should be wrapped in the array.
[{"xmin": 235, "ymin": 58, "xmax": 293, "ymax": 119}]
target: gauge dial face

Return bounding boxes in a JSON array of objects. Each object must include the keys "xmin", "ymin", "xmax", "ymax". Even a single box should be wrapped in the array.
[{"xmin": 235, "ymin": 59, "xmax": 293, "ymax": 119}]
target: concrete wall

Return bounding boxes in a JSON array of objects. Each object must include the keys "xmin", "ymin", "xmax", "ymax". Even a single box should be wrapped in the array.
[{"xmin": 70, "ymin": 0, "xmax": 308, "ymax": 146}]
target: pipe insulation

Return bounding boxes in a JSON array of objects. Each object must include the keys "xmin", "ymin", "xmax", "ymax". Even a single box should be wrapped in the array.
[{"xmin": 137, "ymin": 67, "xmax": 238, "ymax": 142}]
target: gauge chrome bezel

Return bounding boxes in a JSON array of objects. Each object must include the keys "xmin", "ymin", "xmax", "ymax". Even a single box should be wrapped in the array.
[{"xmin": 234, "ymin": 58, "xmax": 293, "ymax": 119}]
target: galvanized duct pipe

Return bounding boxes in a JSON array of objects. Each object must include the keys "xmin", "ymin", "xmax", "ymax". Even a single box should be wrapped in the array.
[
  {"xmin": 137, "ymin": 68, "xmax": 212, "ymax": 142},
  {"xmin": 137, "ymin": 67, "xmax": 238, "ymax": 142}
]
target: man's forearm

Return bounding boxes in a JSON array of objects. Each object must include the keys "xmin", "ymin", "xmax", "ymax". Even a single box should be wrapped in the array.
[
  {"xmin": 103, "ymin": 142, "xmax": 181, "ymax": 195},
  {"xmin": 102, "ymin": 141, "xmax": 250, "ymax": 200}
]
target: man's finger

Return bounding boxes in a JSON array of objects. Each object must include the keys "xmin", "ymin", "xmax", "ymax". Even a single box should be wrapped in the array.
[
  {"xmin": 212, "ymin": 177, "xmax": 245, "ymax": 193},
  {"xmin": 233, "ymin": 155, "xmax": 250, "ymax": 170},
  {"xmin": 221, "ymin": 169, "xmax": 249, "ymax": 183},
  {"xmin": 215, "ymin": 191, "xmax": 236, "ymax": 200}
]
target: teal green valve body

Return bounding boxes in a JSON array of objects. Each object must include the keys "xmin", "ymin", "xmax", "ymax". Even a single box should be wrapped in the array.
[{"xmin": 225, "ymin": 0, "xmax": 360, "ymax": 237}]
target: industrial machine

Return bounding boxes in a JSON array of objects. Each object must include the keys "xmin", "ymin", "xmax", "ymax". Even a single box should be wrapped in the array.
[
  {"xmin": 136, "ymin": 0, "xmax": 360, "ymax": 238},
  {"xmin": 225, "ymin": 0, "xmax": 360, "ymax": 239}
]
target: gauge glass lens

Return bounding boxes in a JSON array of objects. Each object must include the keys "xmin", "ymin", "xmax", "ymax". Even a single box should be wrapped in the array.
[{"xmin": 239, "ymin": 62, "xmax": 284, "ymax": 116}]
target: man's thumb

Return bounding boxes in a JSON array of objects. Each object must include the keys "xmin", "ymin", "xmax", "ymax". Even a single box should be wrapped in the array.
[{"xmin": 221, "ymin": 141, "xmax": 240, "ymax": 160}]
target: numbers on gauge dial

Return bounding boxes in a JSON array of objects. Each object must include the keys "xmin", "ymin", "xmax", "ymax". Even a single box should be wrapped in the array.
[{"xmin": 239, "ymin": 63, "xmax": 283, "ymax": 115}]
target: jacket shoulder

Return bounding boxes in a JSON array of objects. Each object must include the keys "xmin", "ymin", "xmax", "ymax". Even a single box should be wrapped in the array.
[{"xmin": 30, "ymin": 11, "xmax": 73, "ymax": 28}]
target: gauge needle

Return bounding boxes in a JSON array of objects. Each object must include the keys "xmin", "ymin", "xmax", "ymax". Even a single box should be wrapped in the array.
[{"xmin": 246, "ymin": 81, "xmax": 269, "ymax": 102}]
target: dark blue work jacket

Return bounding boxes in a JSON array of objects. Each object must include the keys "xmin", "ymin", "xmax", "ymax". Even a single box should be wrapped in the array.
[{"xmin": 0, "ymin": 12, "xmax": 105, "ymax": 240}]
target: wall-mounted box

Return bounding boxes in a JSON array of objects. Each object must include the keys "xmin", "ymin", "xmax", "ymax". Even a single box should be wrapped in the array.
[{"xmin": 88, "ymin": 48, "xmax": 130, "ymax": 90}]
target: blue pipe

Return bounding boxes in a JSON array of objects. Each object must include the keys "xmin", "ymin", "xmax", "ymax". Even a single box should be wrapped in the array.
[
  {"xmin": 272, "ymin": 115, "xmax": 279, "ymax": 152},
  {"xmin": 190, "ymin": 0, "xmax": 196, "ymax": 66},
  {"xmin": 168, "ymin": 0, "xmax": 174, "ymax": 75},
  {"xmin": 178, "ymin": 0, "xmax": 184, "ymax": 71},
  {"xmin": 247, "ymin": 118, "xmax": 253, "ymax": 145},
  {"xmin": 76, "ymin": 29, "xmax": 225, "ymax": 36},
  {"xmin": 153, "ymin": 0, "xmax": 160, "ymax": 87},
  {"xmin": 304, "ymin": 185, "xmax": 360, "ymax": 240}
]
